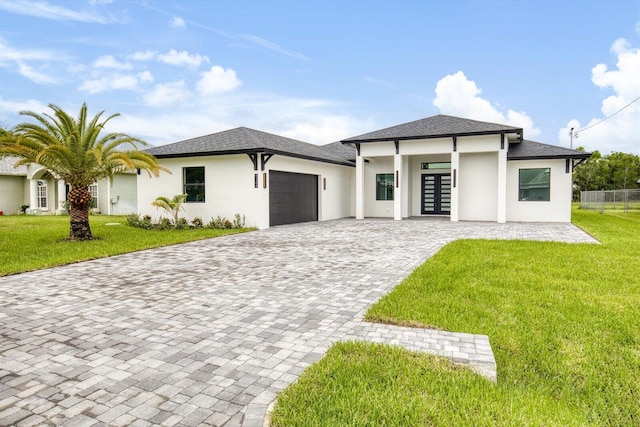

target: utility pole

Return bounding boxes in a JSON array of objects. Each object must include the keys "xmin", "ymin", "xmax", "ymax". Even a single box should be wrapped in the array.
[{"xmin": 569, "ymin": 127, "xmax": 578, "ymax": 150}]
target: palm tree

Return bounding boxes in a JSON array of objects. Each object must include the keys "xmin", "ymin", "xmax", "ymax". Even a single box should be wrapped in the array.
[
  {"xmin": 151, "ymin": 194, "xmax": 188, "ymax": 225},
  {"xmin": 0, "ymin": 103, "xmax": 166, "ymax": 240}
]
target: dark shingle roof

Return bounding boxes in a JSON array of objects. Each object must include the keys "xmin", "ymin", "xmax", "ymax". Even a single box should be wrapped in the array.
[
  {"xmin": 341, "ymin": 114, "xmax": 522, "ymax": 143},
  {"xmin": 146, "ymin": 127, "xmax": 353, "ymax": 166},
  {"xmin": 0, "ymin": 156, "xmax": 27, "ymax": 176},
  {"xmin": 320, "ymin": 141, "xmax": 356, "ymax": 163},
  {"xmin": 508, "ymin": 140, "xmax": 591, "ymax": 160}
]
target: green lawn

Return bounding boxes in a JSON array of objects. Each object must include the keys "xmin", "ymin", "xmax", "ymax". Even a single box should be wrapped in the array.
[
  {"xmin": 0, "ymin": 215, "xmax": 252, "ymax": 276},
  {"xmin": 271, "ymin": 209, "xmax": 640, "ymax": 426}
]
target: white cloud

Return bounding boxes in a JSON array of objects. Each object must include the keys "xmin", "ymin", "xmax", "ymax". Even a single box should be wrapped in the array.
[
  {"xmin": 143, "ymin": 80, "xmax": 190, "ymax": 107},
  {"xmin": 157, "ymin": 50, "xmax": 209, "ymax": 68},
  {"xmin": 0, "ymin": 96, "xmax": 49, "ymax": 117},
  {"xmin": 196, "ymin": 66, "xmax": 242, "ymax": 95},
  {"xmin": 433, "ymin": 71, "xmax": 540, "ymax": 138},
  {"xmin": 170, "ymin": 16, "xmax": 185, "ymax": 28},
  {"xmin": 560, "ymin": 38, "xmax": 640, "ymax": 154},
  {"xmin": 240, "ymin": 33, "xmax": 309, "ymax": 61},
  {"xmin": 15, "ymin": 61, "xmax": 59, "ymax": 84},
  {"xmin": 93, "ymin": 55, "xmax": 132, "ymax": 70},
  {"xmin": 79, "ymin": 71, "xmax": 154, "ymax": 94},
  {"xmin": 0, "ymin": 0, "xmax": 124, "ymax": 23},
  {"xmin": 128, "ymin": 51, "xmax": 156, "ymax": 61}
]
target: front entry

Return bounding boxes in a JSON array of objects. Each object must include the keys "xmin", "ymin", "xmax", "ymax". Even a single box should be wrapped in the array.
[{"xmin": 421, "ymin": 174, "xmax": 451, "ymax": 215}]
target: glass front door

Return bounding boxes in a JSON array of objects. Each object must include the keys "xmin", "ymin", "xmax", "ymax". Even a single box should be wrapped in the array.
[{"xmin": 421, "ymin": 174, "xmax": 451, "ymax": 215}]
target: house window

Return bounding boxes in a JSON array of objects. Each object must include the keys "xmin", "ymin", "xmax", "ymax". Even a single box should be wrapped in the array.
[
  {"xmin": 421, "ymin": 162, "xmax": 452, "ymax": 170},
  {"xmin": 184, "ymin": 167, "xmax": 205, "ymax": 202},
  {"xmin": 519, "ymin": 168, "xmax": 550, "ymax": 201},
  {"xmin": 37, "ymin": 180, "xmax": 47, "ymax": 208},
  {"xmin": 376, "ymin": 173, "xmax": 394, "ymax": 201},
  {"xmin": 89, "ymin": 183, "xmax": 98, "ymax": 209}
]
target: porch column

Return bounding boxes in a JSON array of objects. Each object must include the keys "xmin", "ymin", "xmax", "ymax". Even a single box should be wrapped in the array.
[
  {"xmin": 57, "ymin": 180, "xmax": 66, "ymax": 213},
  {"xmin": 450, "ymin": 151, "xmax": 459, "ymax": 222},
  {"xmin": 29, "ymin": 179, "xmax": 38, "ymax": 212},
  {"xmin": 393, "ymin": 154, "xmax": 402, "ymax": 220},
  {"xmin": 355, "ymin": 154, "xmax": 364, "ymax": 219},
  {"xmin": 497, "ymin": 147, "xmax": 507, "ymax": 223}
]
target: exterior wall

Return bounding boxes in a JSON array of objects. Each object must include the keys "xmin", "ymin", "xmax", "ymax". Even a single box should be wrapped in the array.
[
  {"xmin": 458, "ymin": 152, "xmax": 499, "ymax": 221},
  {"xmin": 507, "ymin": 159, "xmax": 572, "ymax": 222},
  {"xmin": 363, "ymin": 156, "xmax": 394, "ymax": 217},
  {"xmin": 137, "ymin": 154, "xmax": 354, "ymax": 229},
  {"xmin": 138, "ymin": 155, "xmax": 268, "ymax": 228},
  {"xmin": 106, "ymin": 174, "xmax": 138, "ymax": 215},
  {"xmin": 0, "ymin": 176, "xmax": 27, "ymax": 214}
]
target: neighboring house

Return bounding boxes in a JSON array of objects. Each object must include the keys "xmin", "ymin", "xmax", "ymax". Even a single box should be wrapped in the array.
[
  {"xmin": 0, "ymin": 156, "xmax": 137, "ymax": 215},
  {"xmin": 139, "ymin": 115, "xmax": 589, "ymax": 228}
]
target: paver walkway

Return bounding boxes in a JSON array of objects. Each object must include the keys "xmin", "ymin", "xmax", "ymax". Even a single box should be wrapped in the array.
[{"xmin": 0, "ymin": 219, "xmax": 597, "ymax": 426}]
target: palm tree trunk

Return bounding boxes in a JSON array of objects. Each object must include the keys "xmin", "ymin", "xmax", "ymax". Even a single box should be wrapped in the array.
[{"xmin": 67, "ymin": 187, "xmax": 93, "ymax": 240}]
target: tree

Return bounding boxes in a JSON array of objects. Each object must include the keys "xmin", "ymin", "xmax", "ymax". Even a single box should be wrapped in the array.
[
  {"xmin": 151, "ymin": 194, "xmax": 188, "ymax": 225},
  {"xmin": 607, "ymin": 152, "xmax": 640, "ymax": 190},
  {"xmin": 0, "ymin": 103, "xmax": 166, "ymax": 240},
  {"xmin": 574, "ymin": 149, "xmax": 640, "ymax": 191}
]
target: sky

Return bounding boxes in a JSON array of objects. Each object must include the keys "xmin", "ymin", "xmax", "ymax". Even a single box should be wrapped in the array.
[{"xmin": 0, "ymin": 0, "xmax": 639, "ymax": 154}]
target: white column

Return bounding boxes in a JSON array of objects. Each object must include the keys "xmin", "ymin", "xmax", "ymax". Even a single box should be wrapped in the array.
[
  {"xmin": 29, "ymin": 179, "xmax": 38, "ymax": 213},
  {"xmin": 355, "ymin": 154, "xmax": 364, "ymax": 219},
  {"xmin": 450, "ymin": 151, "xmax": 459, "ymax": 222},
  {"xmin": 497, "ymin": 148, "xmax": 507, "ymax": 223},
  {"xmin": 57, "ymin": 180, "xmax": 66, "ymax": 213},
  {"xmin": 393, "ymin": 154, "xmax": 402, "ymax": 220}
]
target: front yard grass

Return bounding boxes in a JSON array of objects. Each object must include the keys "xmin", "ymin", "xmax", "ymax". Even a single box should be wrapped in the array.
[
  {"xmin": 271, "ymin": 209, "xmax": 640, "ymax": 426},
  {"xmin": 0, "ymin": 215, "xmax": 251, "ymax": 276}
]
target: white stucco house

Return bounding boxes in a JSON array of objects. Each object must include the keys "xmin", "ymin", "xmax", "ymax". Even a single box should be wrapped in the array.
[
  {"xmin": 139, "ymin": 114, "xmax": 590, "ymax": 229},
  {"xmin": 0, "ymin": 156, "xmax": 137, "ymax": 216}
]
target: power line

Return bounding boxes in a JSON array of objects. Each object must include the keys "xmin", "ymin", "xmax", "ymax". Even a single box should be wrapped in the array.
[{"xmin": 574, "ymin": 95, "xmax": 640, "ymax": 135}]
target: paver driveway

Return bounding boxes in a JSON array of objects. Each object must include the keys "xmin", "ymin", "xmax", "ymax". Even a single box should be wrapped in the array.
[{"xmin": 0, "ymin": 219, "xmax": 597, "ymax": 426}]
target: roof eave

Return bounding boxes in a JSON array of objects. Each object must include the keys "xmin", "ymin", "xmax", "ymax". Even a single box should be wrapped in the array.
[
  {"xmin": 507, "ymin": 153, "xmax": 592, "ymax": 161},
  {"xmin": 151, "ymin": 148, "xmax": 355, "ymax": 167}
]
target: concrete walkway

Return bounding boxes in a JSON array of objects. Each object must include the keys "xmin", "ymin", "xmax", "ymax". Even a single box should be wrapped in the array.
[{"xmin": 0, "ymin": 219, "xmax": 597, "ymax": 426}]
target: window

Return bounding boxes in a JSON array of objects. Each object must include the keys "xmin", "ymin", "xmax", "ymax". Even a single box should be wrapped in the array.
[
  {"xmin": 519, "ymin": 168, "xmax": 550, "ymax": 201},
  {"xmin": 421, "ymin": 162, "xmax": 451, "ymax": 170},
  {"xmin": 376, "ymin": 173, "xmax": 394, "ymax": 201},
  {"xmin": 89, "ymin": 183, "xmax": 98, "ymax": 209},
  {"xmin": 183, "ymin": 167, "xmax": 205, "ymax": 202},
  {"xmin": 37, "ymin": 180, "xmax": 47, "ymax": 208}
]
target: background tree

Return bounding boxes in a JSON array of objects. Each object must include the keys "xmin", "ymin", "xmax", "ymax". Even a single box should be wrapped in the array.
[
  {"xmin": 574, "ymin": 149, "xmax": 640, "ymax": 191},
  {"xmin": 0, "ymin": 103, "xmax": 167, "ymax": 240}
]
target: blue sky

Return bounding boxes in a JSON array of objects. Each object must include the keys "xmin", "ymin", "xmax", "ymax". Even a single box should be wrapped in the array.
[{"xmin": 0, "ymin": 0, "xmax": 638, "ymax": 154}]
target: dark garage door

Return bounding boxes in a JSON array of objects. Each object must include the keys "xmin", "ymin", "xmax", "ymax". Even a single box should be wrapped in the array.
[{"xmin": 269, "ymin": 170, "xmax": 318, "ymax": 226}]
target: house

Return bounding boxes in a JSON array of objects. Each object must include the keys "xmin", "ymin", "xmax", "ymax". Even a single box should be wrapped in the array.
[
  {"xmin": 0, "ymin": 156, "xmax": 137, "ymax": 215},
  {"xmin": 138, "ymin": 115, "xmax": 590, "ymax": 228}
]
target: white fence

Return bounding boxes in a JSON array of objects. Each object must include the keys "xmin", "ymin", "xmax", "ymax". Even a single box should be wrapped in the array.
[{"xmin": 580, "ymin": 189, "xmax": 640, "ymax": 212}]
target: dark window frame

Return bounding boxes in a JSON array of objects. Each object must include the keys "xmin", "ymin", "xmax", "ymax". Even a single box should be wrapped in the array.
[
  {"xmin": 183, "ymin": 167, "xmax": 206, "ymax": 203},
  {"xmin": 376, "ymin": 173, "xmax": 394, "ymax": 201},
  {"xmin": 518, "ymin": 168, "xmax": 550, "ymax": 201}
]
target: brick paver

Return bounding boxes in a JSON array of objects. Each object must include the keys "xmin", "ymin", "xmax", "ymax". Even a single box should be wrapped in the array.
[{"xmin": 0, "ymin": 219, "xmax": 597, "ymax": 426}]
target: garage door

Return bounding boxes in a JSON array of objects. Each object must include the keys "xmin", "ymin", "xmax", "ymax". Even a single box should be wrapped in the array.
[{"xmin": 269, "ymin": 170, "xmax": 318, "ymax": 226}]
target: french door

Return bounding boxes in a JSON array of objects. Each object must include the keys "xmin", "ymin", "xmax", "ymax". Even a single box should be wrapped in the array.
[{"xmin": 421, "ymin": 174, "xmax": 451, "ymax": 215}]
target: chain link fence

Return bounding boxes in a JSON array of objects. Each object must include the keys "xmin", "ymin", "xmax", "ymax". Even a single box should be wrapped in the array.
[{"xmin": 580, "ymin": 189, "xmax": 640, "ymax": 212}]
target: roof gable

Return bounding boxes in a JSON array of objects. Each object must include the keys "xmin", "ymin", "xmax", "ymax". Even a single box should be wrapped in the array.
[
  {"xmin": 342, "ymin": 114, "xmax": 522, "ymax": 143},
  {"xmin": 146, "ymin": 127, "xmax": 353, "ymax": 166}
]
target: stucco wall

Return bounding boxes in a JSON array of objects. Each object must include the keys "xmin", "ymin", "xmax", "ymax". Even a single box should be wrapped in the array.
[
  {"xmin": 507, "ymin": 159, "xmax": 572, "ymax": 222},
  {"xmin": 458, "ymin": 152, "xmax": 499, "ymax": 221},
  {"xmin": 0, "ymin": 176, "xmax": 27, "ymax": 214},
  {"xmin": 363, "ymin": 156, "xmax": 394, "ymax": 217},
  {"xmin": 108, "ymin": 174, "xmax": 138, "ymax": 215},
  {"xmin": 138, "ymin": 154, "xmax": 354, "ymax": 229}
]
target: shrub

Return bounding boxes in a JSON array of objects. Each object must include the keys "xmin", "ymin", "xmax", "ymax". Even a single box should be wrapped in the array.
[
  {"xmin": 191, "ymin": 217, "xmax": 204, "ymax": 228},
  {"xmin": 232, "ymin": 214, "xmax": 246, "ymax": 229},
  {"xmin": 175, "ymin": 217, "xmax": 190, "ymax": 230},
  {"xmin": 207, "ymin": 216, "xmax": 227, "ymax": 229},
  {"xmin": 157, "ymin": 217, "xmax": 173, "ymax": 230}
]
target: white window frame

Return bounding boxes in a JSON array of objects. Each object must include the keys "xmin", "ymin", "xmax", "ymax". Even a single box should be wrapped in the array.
[
  {"xmin": 36, "ymin": 180, "xmax": 47, "ymax": 209},
  {"xmin": 89, "ymin": 183, "xmax": 98, "ymax": 208}
]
